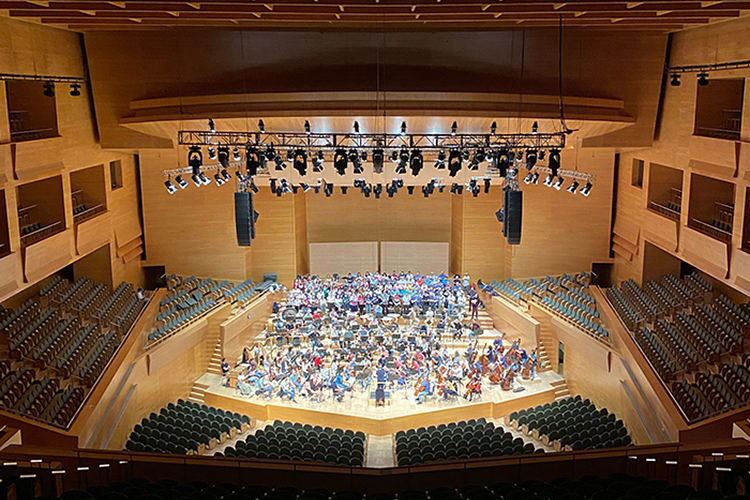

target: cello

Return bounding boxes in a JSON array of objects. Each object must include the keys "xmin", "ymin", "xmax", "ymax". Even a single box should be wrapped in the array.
[
  {"xmin": 500, "ymin": 367, "xmax": 515, "ymax": 391},
  {"xmin": 521, "ymin": 358, "xmax": 533, "ymax": 380}
]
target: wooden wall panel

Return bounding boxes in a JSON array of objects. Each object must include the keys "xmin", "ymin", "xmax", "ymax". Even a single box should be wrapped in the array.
[
  {"xmin": 248, "ymin": 189, "xmax": 299, "ymax": 286},
  {"xmin": 76, "ymin": 213, "xmax": 112, "ymax": 256},
  {"xmin": 510, "ymin": 148, "xmax": 615, "ymax": 279},
  {"xmin": 23, "ymin": 229, "xmax": 73, "ymax": 283},
  {"xmin": 380, "ymin": 242, "xmax": 449, "ymax": 274},
  {"xmin": 450, "ymin": 194, "xmax": 463, "ymax": 275},
  {"xmin": 221, "ymin": 293, "xmax": 274, "ymax": 364},
  {"xmin": 294, "ymin": 191, "xmax": 309, "ymax": 276},
  {"xmin": 460, "ymin": 190, "xmax": 507, "ymax": 283},
  {"xmin": 309, "ymin": 242, "xmax": 379, "ymax": 276}
]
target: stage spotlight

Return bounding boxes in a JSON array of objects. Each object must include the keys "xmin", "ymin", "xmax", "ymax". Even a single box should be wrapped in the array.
[
  {"xmin": 387, "ymin": 186, "xmax": 395, "ymax": 198},
  {"xmin": 324, "ymin": 182, "xmax": 333, "ymax": 197},
  {"xmin": 451, "ymin": 121, "xmax": 458, "ymax": 136},
  {"xmin": 43, "ymin": 82, "xmax": 55, "ymax": 97},
  {"xmin": 543, "ymin": 173, "xmax": 555, "ymax": 187},
  {"xmin": 484, "ymin": 178, "xmax": 491, "ymax": 194},
  {"xmin": 523, "ymin": 172, "xmax": 534, "ymax": 184},
  {"xmin": 407, "ymin": 186, "xmax": 415, "ymax": 195},
  {"xmin": 175, "ymin": 175, "xmax": 188, "ymax": 189},
  {"xmin": 531, "ymin": 172, "xmax": 540, "ymax": 184},
  {"xmin": 397, "ymin": 148, "xmax": 409, "ymax": 174},
  {"xmin": 497, "ymin": 149, "xmax": 510, "ymax": 177},
  {"xmin": 567, "ymin": 180, "xmax": 580, "ymax": 193},
  {"xmin": 299, "ymin": 182, "xmax": 310, "ymax": 192},
  {"xmin": 274, "ymin": 154, "xmax": 286, "ymax": 170},
  {"xmin": 286, "ymin": 148, "xmax": 295, "ymax": 162},
  {"xmin": 353, "ymin": 121, "xmax": 360, "ymax": 134},
  {"xmin": 214, "ymin": 171, "xmax": 226, "ymax": 186},
  {"xmin": 218, "ymin": 146, "xmax": 230, "ymax": 169},
  {"xmin": 334, "ymin": 148, "xmax": 348, "ymax": 175},
  {"xmin": 349, "ymin": 149, "xmax": 363, "ymax": 174},
  {"xmin": 208, "ymin": 119, "xmax": 215, "ymax": 132},
  {"xmin": 250, "ymin": 181, "xmax": 259, "ymax": 193},
  {"xmin": 472, "ymin": 186, "xmax": 480, "ymax": 197},
  {"xmin": 341, "ymin": 186, "xmax": 349, "ymax": 194},
  {"xmin": 448, "ymin": 149, "xmax": 462, "ymax": 177},
  {"xmin": 258, "ymin": 119, "xmax": 265, "ymax": 133},
  {"xmin": 389, "ymin": 150, "xmax": 399, "ymax": 163},
  {"xmin": 372, "ymin": 148, "xmax": 384, "ymax": 173},
  {"xmin": 469, "ymin": 149, "xmax": 485, "ymax": 170},
  {"xmin": 246, "ymin": 147, "xmax": 260, "ymax": 177},
  {"xmin": 548, "ymin": 148, "xmax": 561, "ymax": 176},
  {"xmin": 490, "ymin": 121, "xmax": 497, "ymax": 135},
  {"xmin": 292, "ymin": 185, "xmax": 299, "ymax": 194},
  {"xmin": 312, "ymin": 151, "xmax": 325, "ymax": 172},
  {"xmin": 580, "ymin": 181, "xmax": 593, "ymax": 196},
  {"xmin": 553, "ymin": 176, "xmax": 565, "ymax": 190},
  {"xmin": 207, "ymin": 147, "xmax": 217, "ymax": 160},
  {"xmin": 670, "ymin": 73, "xmax": 681, "ymax": 86},
  {"xmin": 69, "ymin": 83, "xmax": 81, "ymax": 97},
  {"xmin": 532, "ymin": 121, "xmax": 538, "ymax": 134},
  {"xmin": 539, "ymin": 150, "xmax": 546, "ymax": 162},
  {"xmin": 294, "ymin": 149, "xmax": 308, "ymax": 176},
  {"xmin": 188, "ymin": 145, "xmax": 203, "ymax": 170},
  {"xmin": 165, "ymin": 177, "xmax": 177, "ymax": 194},
  {"xmin": 401, "ymin": 121, "xmax": 407, "ymax": 135},
  {"xmin": 697, "ymin": 72, "xmax": 709, "ymax": 86},
  {"xmin": 236, "ymin": 169, "xmax": 248, "ymax": 183},
  {"xmin": 374, "ymin": 183, "xmax": 383, "ymax": 199},
  {"xmin": 232, "ymin": 147, "xmax": 241, "ymax": 161},
  {"xmin": 199, "ymin": 172, "xmax": 211, "ymax": 186},
  {"xmin": 191, "ymin": 170, "xmax": 202, "ymax": 188},
  {"xmin": 304, "ymin": 120, "xmax": 311, "ymax": 134},
  {"xmin": 495, "ymin": 208, "xmax": 504, "ymax": 222},
  {"xmin": 525, "ymin": 149, "xmax": 538, "ymax": 170},
  {"xmin": 456, "ymin": 185, "xmax": 464, "ymax": 195},
  {"xmin": 264, "ymin": 146, "xmax": 276, "ymax": 161},
  {"xmin": 220, "ymin": 169, "xmax": 231, "ymax": 182},
  {"xmin": 409, "ymin": 149, "xmax": 424, "ymax": 176},
  {"xmin": 435, "ymin": 149, "xmax": 447, "ymax": 170}
]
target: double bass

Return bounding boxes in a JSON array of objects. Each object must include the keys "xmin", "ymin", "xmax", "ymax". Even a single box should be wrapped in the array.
[
  {"xmin": 521, "ymin": 357, "xmax": 534, "ymax": 380},
  {"xmin": 500, "ymin": 367, "xmax": 515, "ymax": 391},
  {"xmin": 488, "ymin": 363, "xmax": 503, "ymax": 385}
]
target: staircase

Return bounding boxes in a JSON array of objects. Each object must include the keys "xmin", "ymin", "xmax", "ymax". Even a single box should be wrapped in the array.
[
  {"xmin": 208, "ymin": 339, "xmax": 223, "ymax": 376},
  {"xmin": 537, "ymin": 321, "xmax": 556, "ymax": 373},
  {"xmin": 550, "ymin": 379, "xmax": 571, "ymax": 401},
  {"xmin": 476, "ymin": 306, "xmax": 494, "ymax": 331},
  {"xmin": 189, "ymin": 382, "xmax": 208, "ymax": 404}
]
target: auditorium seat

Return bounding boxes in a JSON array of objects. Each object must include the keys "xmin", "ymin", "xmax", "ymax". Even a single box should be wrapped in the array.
[
  {"xmin": 394, "ymin": 418, "xmax": 539, "ymax": 465},
  {"xmin": 506, "ymin": 396, "xmax": 631, "ymax": 451}
]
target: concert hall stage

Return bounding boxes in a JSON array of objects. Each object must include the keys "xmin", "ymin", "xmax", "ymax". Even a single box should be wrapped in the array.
[{"xmin": 195, "ymin": 369, "xmax": 563, "ymax": 436}]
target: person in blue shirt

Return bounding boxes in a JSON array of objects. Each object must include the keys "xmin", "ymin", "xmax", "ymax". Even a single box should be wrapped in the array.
[{"xmin": 416, "ymin": 377, "xmax": 432, "ymax": 404}]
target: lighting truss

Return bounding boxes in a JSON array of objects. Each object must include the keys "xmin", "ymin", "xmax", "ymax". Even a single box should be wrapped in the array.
[
  {"xmin": 665, "ymin": 59, "xmax": 750, "ymax": 75},
  {"xmin": 0, "ymin": 72, "xmax": 86, "ymax": 84},
  {"xmin": 177, "ymin": 130, "xmax": 567, "ymax": 151}
]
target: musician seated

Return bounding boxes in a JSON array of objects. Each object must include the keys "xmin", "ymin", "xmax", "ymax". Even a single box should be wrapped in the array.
[
  {"xmin": 442, "ymin": 379, "xmax": 459, "ymax": 400},
  {"xmin": 416, "ymin": 378, "xmax": 432, "ymax": 404},
  {"xmin": 279, "ymin": 378, "xmax": 297, "ymax": 403}
]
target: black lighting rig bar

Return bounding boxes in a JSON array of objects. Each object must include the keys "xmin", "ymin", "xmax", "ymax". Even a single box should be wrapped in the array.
[
  {"xmin": 177, "ymin": 130, "xmax": 567, "ymax": 151},
  {"xmin": 665, "ymin": 59, "xmax": 750, "ymax": 75},
  {"xmin": 0, "ymin": 72, "xmax": 86, "ymax": 83}
]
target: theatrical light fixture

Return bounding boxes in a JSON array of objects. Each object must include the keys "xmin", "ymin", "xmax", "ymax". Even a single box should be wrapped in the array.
[
  {"xmin": 670, "ymin": 73, "xmax": 681, "ymax": 86},
  {"xmin": 258, "ymin": 120, "xmax": 265, "ymax": 133},
  {"xmin": 451, "ymin": 121, "xmax": 458, "ymax": 136},
  {"xmin": 264, "ymin": 146, "xmax": 276, "ymax": 161},
  {"xmin": 199, "ymin": 172, "xmax": 211, "ymax": 186},
  {"xmin": 400, "ymin": 121, "xmax": 407, "ymax": 135},
  {"xmin": 165, "ymin": 177, "xmax": 177, "ymax": 194},
  {"xmin": 304, "ymin": 120, "xmax": 311, "ymax": 134},
  {"xmin": 175, "ymin": 175, "xmax": 188, "ymax": 189},
  {"xmin": 220, "ymin": 169, "xmax": 231, "ymax": 182},
  {"xmin": 372, "ymin": 148, "xmax": 384, "ymax": 173},
  {"xmin": 312, "ymin": 151, "xmax": 325, "ymax": 172},
  {"xmin": 484, "ymin": 178, "xmax": 491, "ymax": 194},
  {"xmin": 207, "ymin": 147, "xmax": 217, "ymax": 160},
  {"xmin": 188, "ymin": 145, "xmax": 203, "ymax": 170},
  {"xmin": 531, "ymin": 172, "xmax": 540, "ymax": 184},
  {"xmin": 349, "ymin": 149, "xmax": 364, "ymax": 174},
  {"xmin": 334, "ymin": 148, "xmax": 348, "ymax": 175},
  {"xmin": 469, "ymin": 149, "xmax": 486, "ymax": 170},
  {"xmin": 300, "ymin": 183, "xmax": 311, "ymax": 192},
  {"xmin": 410, "ymin": 149, "xmax": 424, "ymax": 176},
  {"xmin": 69, "ymin": 83, "xmax": 81, "ymax": 96},
  {"xmin": 407, "ymin": 186, "xmax": 415, "ymax": 195},
  {"xmin": 543, "ymin": 173, "xmax": 555, "ymax": 187},
  {"xmin": 497, "ymin": 149, "xmax": 511, "ymax": 177},
  {"xmin": 214, "ymin": 171, "xmax": 226, "ymax": 186},
  {"xmin": 246, "ymin": 147, "xmax": 260, "ymax": 177},
  {"xmin": 525, "ymin": 150, "xmax": 538, "ymax": 170},
  {"xmin": 294, "ymin": 149, "xmax": 308, "ymax": 176},
  {"xmin": 548, "ymin": 149, "xmax": 561, "ymax": 176},
  {"xmin": 341, "ymin": 186, "xmax": 349, "ymax": 194},
  {"xmin": 250, "ymin": 182, "xmax": 259, "ymax": 193},
  {"xmin": 43, "ymin": 81, "xmax": 55, "ymax": 97},
  {"xmin": 524, "ymin": 172, "xmax": 534, "ymax": 184},
  {"xmin": 232, "ymin": 147, "xmax": 241, "ymax": 161},
  {"xmin": 217, "ymin": 146, "xmax": 230, "ymax": 169},
  {"xmin": 374, "ymin": 183, "xmax": 383, "ymax": 199},
  {"xmin": 353, "ymin": 121, "xmax": 360, "ymax": 134},
  {"xmin": 553, "ymin": 176, "xmax": 565, "ymax": 190},
  {"xmin": 397, "ymin": 148, "xmax": 409, "ymax": 174},
  {"xmin": 567, "ymin": 180, "xmax": 580, "ymax": 193},
  {"xmin": 236, "ymin": 169, "xmax": 248, "ymax": 183},
  {"xmin": 532, "ymin": 121, "xmax": 539, "ymax": 134},
  {"xmin": 697, "ymin": 72, "xmax": 709, "ymax": 86},
  {"xmin": 491, "ymin": 122, "xmax": 497, "ymax": 135},
  {"xmin": 208, "ymin": 119, "xmax": 215, "ymax": 133},
  {"xmin": 580, "ymin": 181, "xmax": 593, "ymax": 196},
  {"xmin": 448, "ymin": 149, "xmax": 462, "ymax": 177},
  {"xmin": 274, "ymin": 154, "xmax": 286, "ymax": 171},
  {"xmin": 538, "ymin": 150, "xmax": 546, "ymax": 162}
]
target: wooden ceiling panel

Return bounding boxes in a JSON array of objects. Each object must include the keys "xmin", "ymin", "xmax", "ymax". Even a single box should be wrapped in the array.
[{"xmin": 4, "ymin": 0, "xmax": 747, "ymax": 30}]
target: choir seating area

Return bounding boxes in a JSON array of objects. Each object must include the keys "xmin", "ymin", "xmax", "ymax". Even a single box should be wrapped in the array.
[
  {"xmin": 481, "ymin": 272, "xmax": 608, "ymax": 341},
  {"xmin": 147, "ymin": 275, "xmax": 276, "ymax": 345},
  {"xmin": 0, "ymin": 275, "xmax": 145, "ymax": 428},
  {"xmin": 605, "ymin": 274, "xmax": 750, "ymax": 423}
]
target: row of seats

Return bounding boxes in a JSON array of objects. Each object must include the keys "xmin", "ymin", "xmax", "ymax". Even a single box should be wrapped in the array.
[
  {"xmin": 217, "ymin": 420, "xmax": 365, "ymax": 466},
  {"xmin": 36, "ymin": 473, "xmax": 742, "ymax": 500},
  {"xmin": 147, "ymin": 297, "xmax": 218, "ymax": 343},
  {"xmin": 507, "ymin": 396, "xmax": 631, "ymax": 451},
  {"xmin": 127, "ymin": 399, "xmax": 252, "ymax": 455},
  {"xmin": 395, "ymin": 418, "xmax": 540, "ymax": 465},
  {"xmin": 635, "ymin": 327, "xmax": 678, "ymax": 382}
]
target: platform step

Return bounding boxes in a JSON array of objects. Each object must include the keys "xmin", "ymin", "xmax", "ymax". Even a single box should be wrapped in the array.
[{"xmin": 189, "ymin": 387, "xmax": 206, "ymax": 404}]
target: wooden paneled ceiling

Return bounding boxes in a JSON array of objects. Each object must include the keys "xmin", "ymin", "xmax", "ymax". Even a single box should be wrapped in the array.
[{"xmin": 2, "ymin": 0, "xmax": 748, "ymax": 30}]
